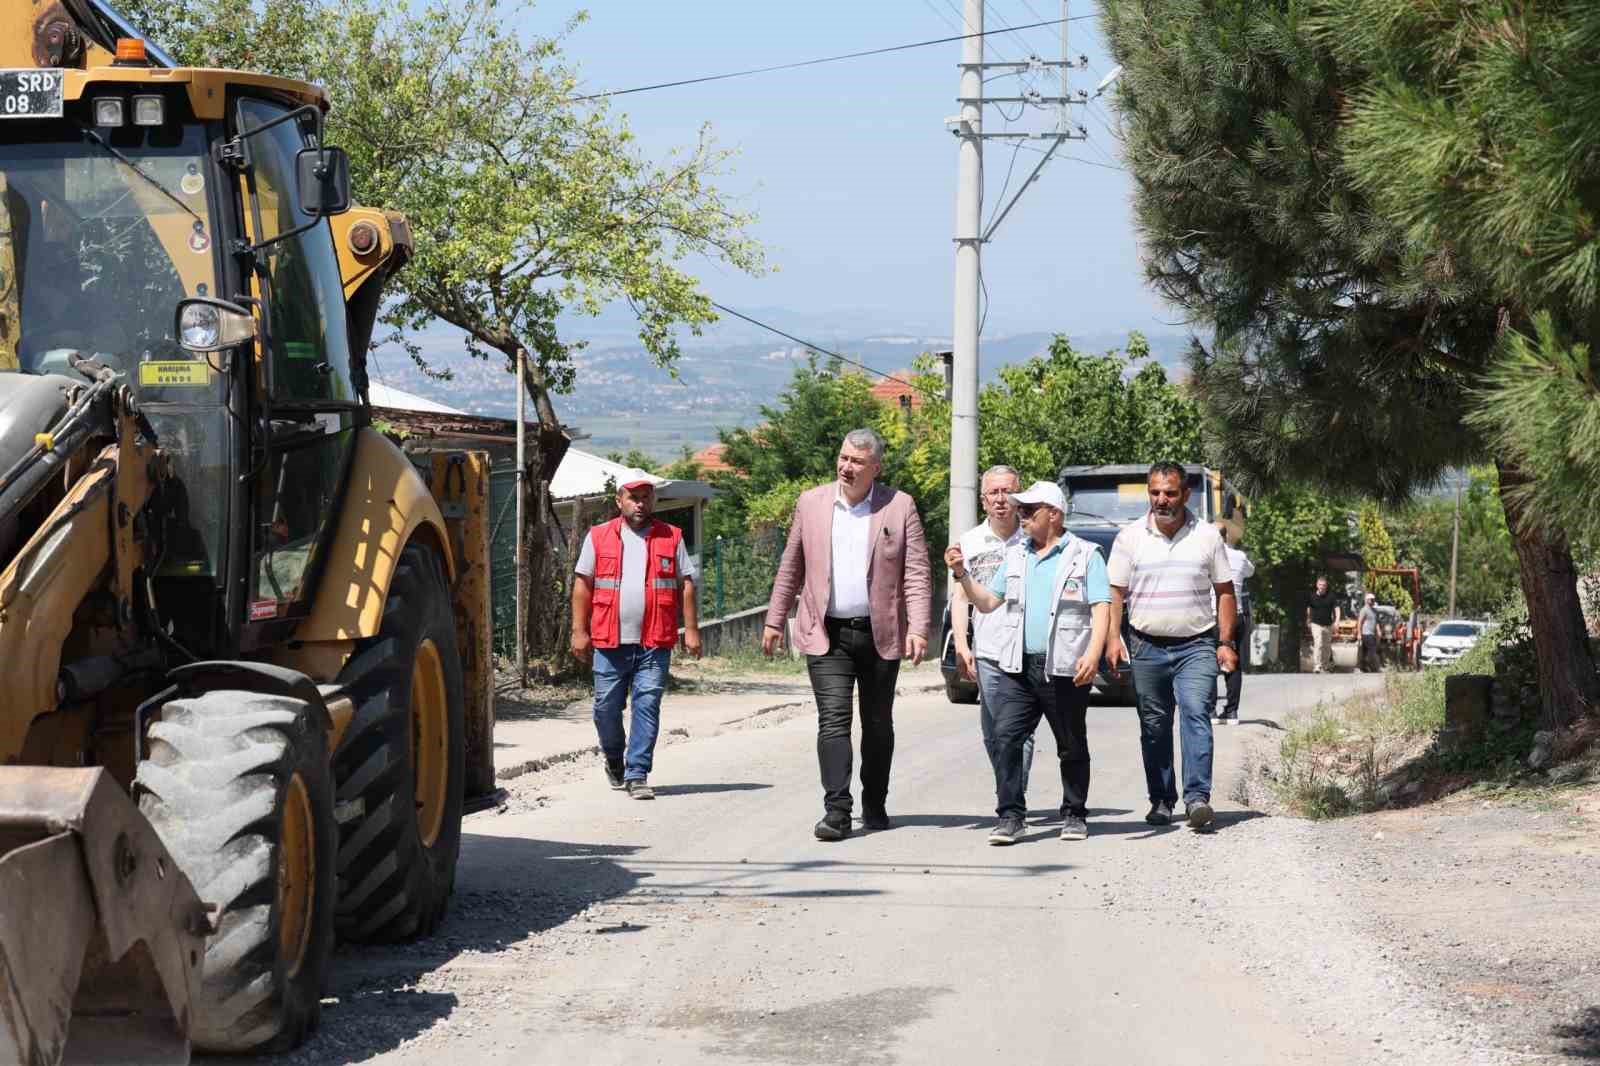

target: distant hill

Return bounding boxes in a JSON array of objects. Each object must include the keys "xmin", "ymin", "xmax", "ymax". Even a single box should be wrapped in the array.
[{"xmin": 369, "ymin": 317, "xmax": 1195, "ymax": 461}]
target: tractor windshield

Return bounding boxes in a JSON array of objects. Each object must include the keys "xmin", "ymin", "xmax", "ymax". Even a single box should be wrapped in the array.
[{"xmin": 0, "ymin": 121, "xmax": 217, "ymax": 390}]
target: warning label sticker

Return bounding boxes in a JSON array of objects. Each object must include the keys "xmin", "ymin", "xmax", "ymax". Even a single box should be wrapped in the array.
[
  {"xmin": 249, "ymin": 600, "xmax": 279, "ymax": 621},
  {"xmin": 138, "ymin": 362, "xmax": 210, "ymax": 388}
]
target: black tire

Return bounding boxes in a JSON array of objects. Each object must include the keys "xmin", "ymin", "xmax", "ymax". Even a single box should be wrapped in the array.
[
  {"xmin": 135, "ymin": 691, "xmax": 337, "ymax": 1053},
  {"xmin": 332, "ymin": 542, "xmax": 466, "ymax": 943},
  {"xmin": 945, "ymin": 677, "xmax": 979, "ymax": 705}
]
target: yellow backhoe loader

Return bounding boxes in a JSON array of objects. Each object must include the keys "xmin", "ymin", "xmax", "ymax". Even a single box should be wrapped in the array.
[{"xmin": 0, "ymin": 2, "xmax": 495, "ymax": 1060}]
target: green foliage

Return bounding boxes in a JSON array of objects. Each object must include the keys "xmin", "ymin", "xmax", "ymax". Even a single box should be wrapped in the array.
[
  {"xmin": 1390, "ymin": 469, "xmax": 1519, "ymax": 618},
  {"xmin": 1239, "ymin": 483, "xmax": 1355, "ymax": 627},
  {"xmin": 891, "ymin": 334, "xmax": 1201, "ymax": 552},
  {"xmin": 605, "ymin": 449, "xmax": 660, "ymax": 473},
  {"xmin": 707, "ymin": 356, "xmax": 909, "ymax": 540},
  {"xmin": 121, "ymin": 0, "xmax": 764, "ymax": 394},
  {"xmin": 1325, "ymin": 0, "xmax": 1600, "ymax": 544},
  {"xmin": 1466, "ymin": 316, "xmax": 1600, "ymax": 542},
  {"xmin": 1357, "ymin": 502, "xmax": 1413, "ymax": 615},
  {"xmin": 1100, "ymin": 0, "xmax": 1495, "ymax": 503},
  {"xmin": 697, "ymin": 529, "xmax": 786, "ymax": 619}
]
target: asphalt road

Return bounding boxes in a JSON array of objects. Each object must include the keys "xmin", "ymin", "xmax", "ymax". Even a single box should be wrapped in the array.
[{"xmin": 272, "ymin": 669, "xmax": 1512, "ymax": 1066}]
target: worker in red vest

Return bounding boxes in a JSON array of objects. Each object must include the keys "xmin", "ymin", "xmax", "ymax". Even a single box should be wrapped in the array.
[{"xmin": 571, "ymin": 478, "xmax": 703, "ymax": 799}]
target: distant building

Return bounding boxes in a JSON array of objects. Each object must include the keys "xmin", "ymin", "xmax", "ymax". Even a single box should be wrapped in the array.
[
  {"xmin": 868, "ymin": 370, "xmax": 923, "ymax": 410},
  {"xmin": 692, "ymin": 442, "xmax": 736, "ymax": 475}
]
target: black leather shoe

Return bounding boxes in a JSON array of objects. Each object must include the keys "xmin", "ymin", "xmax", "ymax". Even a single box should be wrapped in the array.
[
  {"xmin": 1145, "ymin": 801, "xmax": 1174, "ymax": 826},
  {"xmin": 861, "ymin": 806, "xmax": 891, "ymax": 831},
  {"xmin": 814, "ymin": 813, "xmax": 851, "ymax": 841}
]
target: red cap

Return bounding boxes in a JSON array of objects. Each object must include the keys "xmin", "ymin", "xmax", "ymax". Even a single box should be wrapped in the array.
[{"xmin": 620, "ymin": 478, "xmax": 655, "ymax": 491}]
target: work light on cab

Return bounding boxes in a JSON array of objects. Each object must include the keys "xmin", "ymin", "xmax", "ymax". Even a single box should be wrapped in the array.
[
  {"xmin": 91, "ymin": 96, "xmax": 122, "ymax": 126},
  {"xmin": 132, "ymin": 94, "xmax": 163, "ymax": 126},
  {"xmin": 177, "ymin": 297, "xmax": 256, "ymax": 352}
]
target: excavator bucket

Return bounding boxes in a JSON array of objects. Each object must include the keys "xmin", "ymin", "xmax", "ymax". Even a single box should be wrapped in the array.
[{"xmin": 0, "ymin": 767, "xmax": 207, "ymax": 1066}]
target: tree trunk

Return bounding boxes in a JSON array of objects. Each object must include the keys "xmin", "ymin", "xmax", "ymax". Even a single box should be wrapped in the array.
[
  {"xmin": 1497, "ymin": 459, "xmax": 1598, "ymax": 729},
  {"xmin": 1268, "ymin": 566, "xmax": 1306, "ymax": 671}
]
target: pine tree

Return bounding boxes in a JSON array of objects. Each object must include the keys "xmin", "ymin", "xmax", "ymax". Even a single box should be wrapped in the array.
[
  {"xmin": 1101, "ymin": 0, "xmax": 1597, "ymax": 725},
  {"xmin": 1326, "ymin": 0, "xmax": 1600, "ymax": 546}
]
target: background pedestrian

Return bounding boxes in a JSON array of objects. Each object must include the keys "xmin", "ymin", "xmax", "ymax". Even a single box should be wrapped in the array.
[
  {"xmin": 1306, "ymin": 576, "xmax": 1341, "ymax": 673},
  {"xmin": 762, "ymin": 428, "xmax": 932, "ymax": 840},
  {"xmin": 1104, "ymin": 462, "xmax": 1238, "ymax": 831},
  {"xmin": 571, "ymin": 480, "xmax": 702, "ymax": 800},
  {"xmin": 1213, "ymin": 523, "xmax": 1254, "ymax": 724},
  {"xmin": 946, "ymin": 481, "xmax": 1111, "ymax": 845},
  {"xmin": 1358, "ymin": 593, "xmax": 1381, "ymax": 673}
]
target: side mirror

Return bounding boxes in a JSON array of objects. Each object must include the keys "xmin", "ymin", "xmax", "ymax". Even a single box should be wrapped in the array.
[
  {"xmin": 176, "ymin": 297, "xmax": 256, "ymax": 353},
  {"xmin": 295, "ymin": 146, "xmax": 351, "ymax": 217},
  {"xmin": 1222, "ymin": 494, "xmax": 1236, "ymax": 519}
]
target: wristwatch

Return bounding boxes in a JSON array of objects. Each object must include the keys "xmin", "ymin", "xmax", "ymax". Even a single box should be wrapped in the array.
[{"xmin": 1218, "ymin": 639, "xmax": 1238, "ymax": 650}]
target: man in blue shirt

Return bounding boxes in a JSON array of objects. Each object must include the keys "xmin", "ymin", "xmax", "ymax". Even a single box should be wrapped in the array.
[{"xmin": 946, "ymin": 482, "xmax": 1113, "ymax": 844}]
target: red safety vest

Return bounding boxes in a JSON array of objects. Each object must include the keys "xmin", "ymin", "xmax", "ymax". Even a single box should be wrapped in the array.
[{"xmin": 586, "ymin": 517, "xmax": 684, "ymax": 649}]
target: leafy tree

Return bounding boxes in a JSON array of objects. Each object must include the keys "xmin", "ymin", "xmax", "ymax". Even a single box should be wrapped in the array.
[
  {"xmin": 121, "ymin": 0, "xmax": 764, "ymax": 416},
  {"xmin": 886, "ymin": 334, "xmax": 1202, "ymax": 554},
  {"xmin": 1327, "ymin": 0, "xmax": 1600, "ymax": 556},
  {"xmin": 1356, "ymin": 502, "xmax": 1413, "ymax": 615},
  {"xmin": 1238, "ymin": 484, "xmax": 1355, "ymax": 666},
  {"xmin": 1102, "ymin": 0, "xmax": 1597, "ymax": 726},
  {"xmin": 1390, "ymin": 471, "xmax": 1519, "ymax": 619},
  {"xmin": 708, "ymin": 357, "xmax": 897, "ymax": 541},
  {"xmin": 604, "ymin": 449, "xmax": 661, "ymax": 473}
]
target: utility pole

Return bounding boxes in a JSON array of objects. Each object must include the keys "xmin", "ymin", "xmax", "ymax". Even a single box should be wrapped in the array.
[
  {"xmin": 948, "ymin": 0, "xmax": 984, "ymax": 545},
  {"xmin": 1448, "ymin": 480, "xmax": 1461, "ymax": 618},
  {"xmin": 515, "ymin": 346, "xmax": 527, "ymax": 688},
  {"xmin": 947, "ymin": 0, "xmax": 1086, "ymax": 544}
]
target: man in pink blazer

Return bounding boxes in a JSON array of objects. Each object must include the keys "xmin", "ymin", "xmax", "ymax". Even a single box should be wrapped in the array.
[{"xmin": 762, "ymin": 428, "xmax": 932, "ymax": 840}]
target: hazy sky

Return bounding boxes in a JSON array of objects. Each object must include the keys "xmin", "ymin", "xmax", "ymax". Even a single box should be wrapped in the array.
[{"xmin": 521, "ymin": 1, "xmax": 1175, "ymax": 339}]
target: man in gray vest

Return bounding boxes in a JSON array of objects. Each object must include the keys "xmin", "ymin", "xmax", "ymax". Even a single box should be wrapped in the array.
[{"xmin": 945, "ymin": 481, "xmax": 1112, "ymax": 845}]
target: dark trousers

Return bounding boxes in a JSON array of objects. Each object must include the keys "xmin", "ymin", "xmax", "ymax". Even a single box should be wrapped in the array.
[
  {"xmin": 1220, "ymin": 617, "xmax": 1250, "ymax": 717},
  {"xmin": 1359, "ymin": 634, "xmax": 1381, "ymax": 673},
  {"xmin": 806, "ymin": 617, "xmax": 902, "ymax": 815},
  {"xmin": 988, "ymin": 655, "xmax": 1091, "ymax": 820}
]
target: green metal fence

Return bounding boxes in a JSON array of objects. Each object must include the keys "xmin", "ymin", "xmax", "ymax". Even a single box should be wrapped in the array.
[
  {"xmin": 699, "ymin": 528, "xmax": 786, "ymax": 619},
  {"xmin": 488, "ymin": 468, "xmax": 521, "ymax": 656}
]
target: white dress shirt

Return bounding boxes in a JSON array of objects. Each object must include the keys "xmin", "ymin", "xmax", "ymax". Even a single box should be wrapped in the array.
[{"xmin": 827, "ymin": 487, "xmax": 873, "ymax": 618}]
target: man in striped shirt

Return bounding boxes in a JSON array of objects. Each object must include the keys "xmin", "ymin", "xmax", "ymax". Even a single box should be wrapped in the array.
[{"xmin": 1104, "ymin": 463, "xmax": 1239, "ymax": 830}]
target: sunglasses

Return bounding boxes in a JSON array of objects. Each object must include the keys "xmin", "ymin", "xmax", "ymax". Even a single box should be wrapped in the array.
[{"xmin": 1018, "ymin": 503, "xmax": 1044, "ymax": 517}]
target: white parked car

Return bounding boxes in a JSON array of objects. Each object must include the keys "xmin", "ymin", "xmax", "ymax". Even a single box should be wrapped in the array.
[{"xmin": 1420, "ymin": 619, "xmax": 1490, "ymax": 666}]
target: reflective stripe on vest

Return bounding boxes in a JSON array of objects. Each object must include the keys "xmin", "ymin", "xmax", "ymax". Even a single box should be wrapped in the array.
[{"xmin": 586, "ymin": 517, "xmax": 684, "ymax": 649}]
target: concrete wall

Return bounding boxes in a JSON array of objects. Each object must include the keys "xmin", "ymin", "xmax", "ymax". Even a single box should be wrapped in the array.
[
  {"xmin": 680, "ymin": 604, "xmax": 771, "ymax": 658},
  {"xmin": 683, "ymin": 578, "xmax": 949, "ymax": 661}
]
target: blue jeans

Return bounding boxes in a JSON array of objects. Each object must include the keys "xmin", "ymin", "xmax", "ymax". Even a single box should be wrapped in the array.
[
  {"xmin": 592, "ymin": 645, "xmax": 671, "ymax": 781},
  {"xmin": 1128, "ymin": 630, "xmax": 1217, "ymax": 806},
  {"xmin": 976, "ymin": 659, "xmax": 1034, "ymax": 785}
]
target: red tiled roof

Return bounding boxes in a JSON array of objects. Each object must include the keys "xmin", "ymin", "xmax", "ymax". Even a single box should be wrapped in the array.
[
  {"xmin": 692, "ymin": 443, "xmax": 735, "ymax": 474},
  {"xmin": 869, "ymin": 371, "xmax": 922, "ymax": 409}
]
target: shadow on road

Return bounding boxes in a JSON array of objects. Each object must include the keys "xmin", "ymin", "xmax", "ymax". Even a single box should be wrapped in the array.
[
  {"xmin": 222, "ymin": 834, "xmax": 649, "ymax": 1065},
  {"xmin": 1554, "ymin": 1006, "xmax": 1600, "ymax": 1059},
  {"xmin": 650, "ymin": 781, "xmax": 773, "ymax": 797}
]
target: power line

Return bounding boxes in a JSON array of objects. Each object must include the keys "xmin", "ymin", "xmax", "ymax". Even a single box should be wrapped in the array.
[
  {"xmin": 708, "ymin": 301, "xmax": 932, "ymax": 392},
  {"xmin": 568, "ymin": 16, "xmax": 1094, "ymax": 102},
  {"xmin": 920, "ymin": 0, "xmax": 961, "ymax": 32}
]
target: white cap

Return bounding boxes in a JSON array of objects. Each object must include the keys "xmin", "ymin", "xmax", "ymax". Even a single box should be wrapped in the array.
[{"xmin": 1009, "ymin": 480, "xmax": 1066, "ymax": 512}]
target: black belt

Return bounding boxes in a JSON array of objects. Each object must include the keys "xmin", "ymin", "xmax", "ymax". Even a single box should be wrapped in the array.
[
  {"xmin": 1131, "ymin": 626, "xmax": 1216, "ymax": 647},
  {"xmin": 825, "ymin": 615, "xmax": 872, "ymax": 630}
]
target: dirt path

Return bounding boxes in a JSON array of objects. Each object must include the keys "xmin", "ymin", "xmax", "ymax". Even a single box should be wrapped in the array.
[{"xmin": 226, "ymin": 671, "xmax": 1554, "ymax": 1066}]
